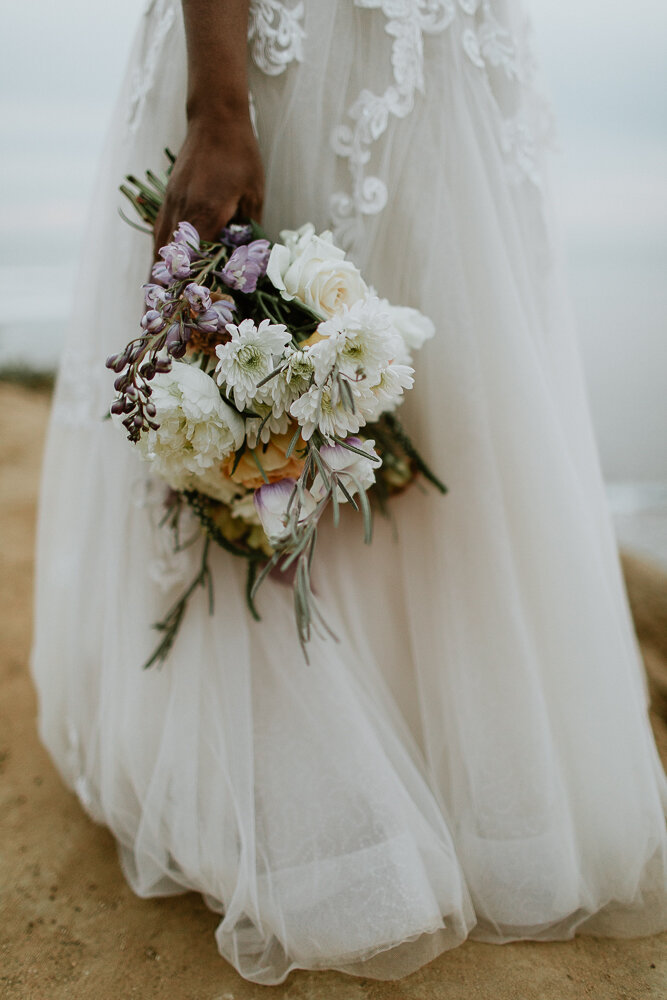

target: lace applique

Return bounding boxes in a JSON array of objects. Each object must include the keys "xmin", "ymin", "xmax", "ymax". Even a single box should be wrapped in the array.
[
  {"xmin": 459, "ymin": 1, "xmax": 555, "ymax": 191},
  {"xmin": 329, "ymin": 0, "xmax": 554, "ymax": 250},
  {"xmin": 248, "ymin": 0, "xmax": 305, "ymax": 76},
  {"xmin": 330, "ymin": 0, "xmax": 457, "ymax": 250},
  {"xmin": 127, "ymin": 0, "xmax": 176, "ymax": 132}
]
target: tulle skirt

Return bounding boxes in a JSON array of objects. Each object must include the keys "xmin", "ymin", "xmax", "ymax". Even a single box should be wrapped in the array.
[{"xmin": 31, "ymin": 0, "xmax": 667, "ymax": 984}]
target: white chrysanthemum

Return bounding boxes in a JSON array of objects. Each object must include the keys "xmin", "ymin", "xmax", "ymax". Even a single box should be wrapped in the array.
[
  {"xmin": 270, "ymin": 346, "xmax": 315, "ymax": 417},
  {"xmin": 134, "ymin": 362, "xmax": 245, "ymax": 490},
  {"xmin": 245, "ymin": 404, "xmax": 292, "ymax": 448},
  {"xmin": 215, "ymin": 318, "xmax": 290, "ymax": 410},
  {"xmin": 311, "ymin": 438, "xmax": 380, "ymax": 502},
  {"xmin": 289, "ymin": 379, "xmax": 375, "ymax": 441},
  {"xmin": 309, "ymin": 296, "xmax": 398, "ymax": 386},
  {"xmin": 384, "ymin": 301, "xmax": 435, "ymax": 352},
  {"xmin": 364, "ymin": 362, "xmax": 415, "ymax": 422}
]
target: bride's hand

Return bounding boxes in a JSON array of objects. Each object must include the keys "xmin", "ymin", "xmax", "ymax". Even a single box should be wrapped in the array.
[{"xmin": 154, "ymin": 117, "xmax": 265, "ymax": 253}]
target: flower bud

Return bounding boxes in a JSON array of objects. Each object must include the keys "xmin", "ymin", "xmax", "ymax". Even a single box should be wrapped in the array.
[
  {"xmin": 196, "ymin": 308, "xmax": 220, "ymax": 334},
  {"xmin": 141, "ymin": 309, "xmax": 166, "ymax": 334},
  {"xmin": 168, "ymin": 340, "xmax": 187, "ymax": 359},
  {"xmin": 110, "ymin": 398, "xmax": 125, "ymax": 415},
  {"xmin": 173, "ymin": 221, "xmax": 201, "ymax": 254},
  {"xmin": 184, "ymin": 282, "xmax": 212, "ymax": 314}
]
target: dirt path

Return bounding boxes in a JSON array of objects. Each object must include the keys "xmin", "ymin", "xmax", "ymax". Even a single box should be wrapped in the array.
[{"xmin": 2, "ymin": 383, "xmax": 666, "ymax": 1000}]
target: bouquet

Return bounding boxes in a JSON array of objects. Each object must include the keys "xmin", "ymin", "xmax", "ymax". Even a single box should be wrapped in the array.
[{"xmin": 109, "ymin": 157, "xmax": 446, "ymax": 665}]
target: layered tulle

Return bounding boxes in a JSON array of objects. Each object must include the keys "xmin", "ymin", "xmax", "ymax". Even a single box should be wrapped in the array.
[{"xmin": 31, "ymin": 0, "xmax": 667, "ymax": 984}]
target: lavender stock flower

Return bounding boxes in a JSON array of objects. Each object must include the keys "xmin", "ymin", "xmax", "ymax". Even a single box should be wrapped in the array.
[
  {"xmin": 141, "ymin": 309, "xmax": 166, "ymax": 333},
  {"xmin": 195, "ymin": 297, "xmax": 236, "ymax": 334},
  {"xmin": 151, "ymin": 261, "xmax": 173, "ymax": 286},
  {"xmin": 218, "ymin": 239, "xmax": 271, "ymax": 294},
  {"xmin": 143, "ymin": 283, "xmax": 169, "ymax": 309},
  {"xmin": 220, "ymin": 223, "xmax": 253, "ymax": 248},
  {"xmin": 159, "ymin": 241, "xmax": 192, "ymax": 279},
  {"xmin": 184, "ymin": 282, "xmax": 212, "ymax": 313},
  {"xmin": 172, "ymin": 221, "xmax": 201, "ymax": 254}
]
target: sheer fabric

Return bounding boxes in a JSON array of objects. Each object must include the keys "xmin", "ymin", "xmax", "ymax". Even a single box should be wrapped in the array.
[{"xmin": 32, "ymin": 0, "xmax": 667, "ymax": 984}]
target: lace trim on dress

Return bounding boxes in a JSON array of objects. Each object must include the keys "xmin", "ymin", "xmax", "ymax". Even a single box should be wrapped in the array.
[
  {"xmin": 461, "ymin": 1, "xmax": 555, "ymax": 192},
  {"xmin": 324, "ymin": 0, "xmax": 554, "ymax": 250},
  {"xmin": 127, "ymin": 0, "xmax": 176, "ymax": 132},
  {"xmin": 248, "ymin": 0, "xmax": 306, "ymax": 76},
  {"xmin": 329, "ymin": 1, "xmax": 457, "ymax": 251}
]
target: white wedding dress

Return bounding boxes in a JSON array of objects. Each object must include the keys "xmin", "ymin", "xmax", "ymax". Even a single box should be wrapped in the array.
[{"xmin": 32, "ymin": 0, "xmax": 667, "ymax": 985}]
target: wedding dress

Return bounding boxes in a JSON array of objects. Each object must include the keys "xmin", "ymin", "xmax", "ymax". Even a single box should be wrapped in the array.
[{"xmin": 31, "ymin": 0, "xmax": 667, "ymax": 985}]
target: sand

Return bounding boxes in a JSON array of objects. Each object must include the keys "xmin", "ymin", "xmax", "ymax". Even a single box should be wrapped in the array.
[{"xmin": 2, "ymin": 381, "xmax": 666, "ymax": 1000}]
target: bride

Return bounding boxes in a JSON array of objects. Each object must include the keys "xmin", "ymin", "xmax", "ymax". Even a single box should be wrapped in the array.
[{"xmin": 31, "ymin": 0, "xmax": 667, "ymax": 985}]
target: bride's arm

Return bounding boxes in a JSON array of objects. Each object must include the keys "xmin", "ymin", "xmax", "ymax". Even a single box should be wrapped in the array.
[{"xmin": 154, "ymin": 0, "xmax": 264, "ymax": 250}]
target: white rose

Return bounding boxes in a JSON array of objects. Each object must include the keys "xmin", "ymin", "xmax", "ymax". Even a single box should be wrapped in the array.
[{"xmin": 266, "ymin": 224, "xmax": 368, "ymax": 319}]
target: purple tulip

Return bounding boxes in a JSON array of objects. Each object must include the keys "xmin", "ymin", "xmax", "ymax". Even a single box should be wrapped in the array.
[
  {"xmin": 172, "ymin": 221, "xmax": 200, "ymax": 254},
  {"xmin": 218, "ymin": 239, "xmax": 271, "ymax": 293},
  {"xmin": 184, "ymin": 282, "xmax": 212, "ymax": 313},
  {"xmin": 159, "ymin": 241, "xmax": 192, "ymax": 279}
]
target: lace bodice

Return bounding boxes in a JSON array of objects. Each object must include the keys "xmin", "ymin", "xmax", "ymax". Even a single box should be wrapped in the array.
[{"xmin": 249, "ymin": 0, "xmax": 553, "ymax": 249}]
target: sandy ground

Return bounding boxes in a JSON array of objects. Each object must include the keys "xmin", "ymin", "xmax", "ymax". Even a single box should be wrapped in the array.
[{"xmin": 2, "ymin": 381, "xmax": 666, "ymax": 1000}]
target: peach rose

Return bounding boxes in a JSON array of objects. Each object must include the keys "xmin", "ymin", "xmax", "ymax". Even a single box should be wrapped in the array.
[{"xmin": 223, "ymin": 427, "xmax": 306, "ymax": 490}]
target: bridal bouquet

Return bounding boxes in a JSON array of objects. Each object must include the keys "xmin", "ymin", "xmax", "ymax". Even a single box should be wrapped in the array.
[{"xmin": 109, "ymin": 161, "xmax": 446, "ymax": 665}]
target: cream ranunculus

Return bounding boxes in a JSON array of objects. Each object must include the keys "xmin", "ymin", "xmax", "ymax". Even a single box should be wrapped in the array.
[
  {"xmin": 266, "ymin": 224, "xmax": 368, "ymax": 319},
  {"xmin": 131, "ymin": 362, "xmax": 245, "ymax": 491}
]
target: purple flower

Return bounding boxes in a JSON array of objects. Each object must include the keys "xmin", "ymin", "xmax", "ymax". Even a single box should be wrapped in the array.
[
  {"xmin": 254, "ymin": 478, "xmax": 297, "ymax": 541},
  {"xmin": 159, "ymin": 241, "xmax": 192, "ymax": 279},
  {"xmin": 141, "ymin": 309, "xmax": 166, "ymax": 334},
  {"xmin": 254, "ymin": 478, "xmax": 317, "ymax": 542},
  {"xmin": 184, "ymin": 282, "xmax": 212, "ymax": 313},
  {"xmin": 220, "ymin": 223, "xmax": 253, "ymax": 248},
  {"xmin": 195, "ymin": 297, "xmax": 235, "ymax": 334},
  {"xmin": 143, "ymin": 283, "xmax": 169, "ymax": 309},
  {"xmin": 172, "ymin": 221, "xmax": 201, "ymax": 254},
  {"xmin": 210, "ymin": 298, "xmax": 235, "ymax": 326},
  {"xmin": 218, "ymin": 239, "xmax": 271, "ymax": 294},
  {"xmin": 151, "ymin": 261, "xmax": 173, "ymax": 287}
]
